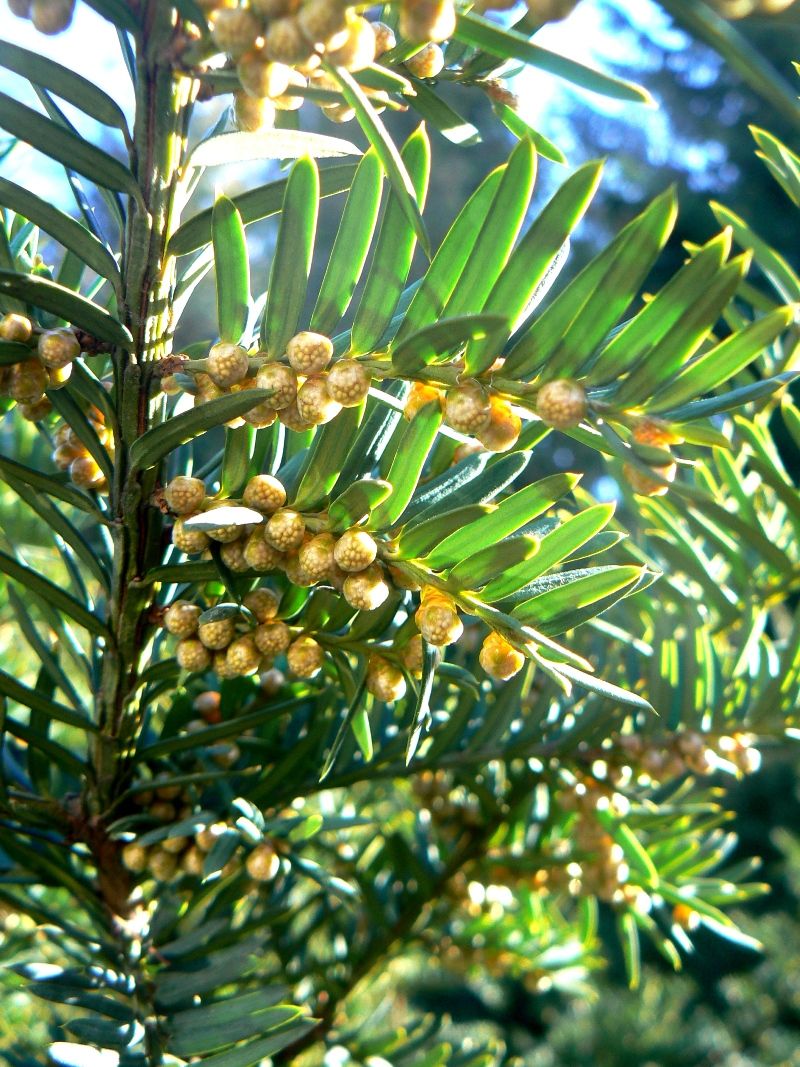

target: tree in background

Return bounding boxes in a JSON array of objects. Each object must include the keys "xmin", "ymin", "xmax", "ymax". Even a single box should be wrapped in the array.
[{"xmin": 0, "ymin": 0, "xmax": 798, "ymax": 1063}]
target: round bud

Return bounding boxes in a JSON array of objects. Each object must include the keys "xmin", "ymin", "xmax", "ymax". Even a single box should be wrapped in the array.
[
  {"xmin": 415, "ymin": 597, "xmax": 463, "ymax": 646},
  {"xmin": 297, "ymin": 0, "xmax": 347, "ymax": 46},
  {"xmin": 480, "ymin": 77, "xmax": 519, "ymax": 109},
  {"xmin": 244, "ymin": 399, "xmax": 278, "ymax": 429},
  {"xmin": 54, "ymin": 423, "xmax": 72, "ymax": 446},
  {"xmin": 260, "ymin": 667, "xmax": 285, "ymax": 694},
  {"xmin": 246, "ymin": 841, "xmax": 280, "ymax": 882},
  {"xmin": 284, "ymin": 550, "xmax": 316, "ymax": 588},
  {"xmin": 265, "ymin": 508, "xmax": 306, "ymax": 551},
  {"xmin": 227, "ymin": 376, "xmax": 258, "ymax": 422},
  {"xmin": 400, "ymin": 0, "xmax": 456, "ymax": 42},
  {"xmin": 243, "ymin": 528, "xmax": 285, "ymax": 571},
  {"xmin": 272, "ymin": 67, "xmax": 308, "ymax": 110},
  {"xmin": 403, "ymin": 381, "xmax": 442, "ymax": 420},
  {"xmin": 406, "ymin": 42, "xmax": 445, "ymax": 78},
  {"xmin": 148, "ymin": 800, "xmax": 176, "ymax": 822},
  {"xmin": 195, "ymin": 823, "xmax": 227, "ymax": 852},
  {"xmin": 148, "ymin": 848, "xmax": 178, "ymax": 882},
  {"xmin": 53, "ymin": 442, "xmax": 82, "ymax": 470},
  {"xmin": 38, "ymin": 327, "xmax": 80, "ymax": 369},
  {"xmin": 69, "ymin": 455, "xmax": 106, "ymax": 491},
  {"xmin": 255, "ymin": 362, "xmax": 298, "ymax": 410},
  {"xmin": 476, "ymin": 397, "xmax": 521, "ymax": 453},
  {"xmin": 479, "ymin": 631, "xmax": 526, "ymax": 680},
  {"xmin": 9, "ymin": 359, "xmax": 48, "ymax": 403},
  {"xmin": 194, "ymin": 690, "xmax": 222, "ymax": 723},
  {"xmin": 299, "ymin": 532, "xmax": 336, "ymax": 582},
  {"xmin": 535, "ymin": 379, "xmax": 587, "ymax": 430},
  {"xmin": 451, "ymin": 440, "xmax": 484, "ymax": 465},
  {"xmin": 176, "ymin": 638, "xmax": 213, "ymax": 672},
  {"xmin": 323, "ymin": 102, "xmax": 356, "ymax": 124},
  {"xmin": 286, "ymin": 331, "xmax": 333, "ymax": 375},
  {"xmin": 343, "ymin": 564, "xmax": 390, "ymax": 611},
  {"xmin": 165, "ymin": 476, "xmax": 206, "ymax": 515},
  {"xmin": 207, "ymin": 342, "xmax": 250, "ymax": 387},
  {"xmin": 278, "ymin": 399, "xmax": 315, "ymax": 433},
  {"xmin": 366, "ymin": 655, "xmax": 407, "ymax": 702},
  {"xmin": 121, "ymin": 842, "xmax": 149, "ymax": 873},
  {"xmin": 205, "ymin": 520, "xmax": 243, "ymax": 544},
  {"xmin": 244, "ymin": 587, "xmax": 280, "ymax": 623},
  {"xmin": 326, "ymin": 13, "xmax": 377, "ymax": 71},
  {"xmin": 161, "ymin": 834, "xmax": 189, "ymax": 855},
  {"xmin": 20, "ymin": 396, "xmax": 53, "ymax": 421},
  {"xmin": 46, "ymin": 363, "xmax": 72, "ymax": 391},
  {"xmin": 194, "ymin": 372, "xmax": 225, "ymax": 405},
  {"xmin": 234, "ymin": 91, "xmax": 276, "ymax": 132},
  {"xmin": 327, "ymin": 359, "xmax": 371, "ymax": 407},
  {"xmin": 632, "ymin": 418, "xmax": 680, "ymax": 448},
  {"xmin": 210, "ymin": 6, "xmax": 262, "ymax": 57},
  {"xmin": 623, "ymin": 461, "xmax": 677, "ymax": 498},
  {"xmin": 181, "ymin": 845, "xmax": 205, "ymax": 876},
  {"xmin": 164, "ymin": 600, "xmax": 201, "ymax": 638},
  {"xmin": 333, "ymin": 529, "xmax": 377, "ymax": 573},
  {"xmin": 220, "ymin": 537, "xmax": 250, "ymax": 573},
  {"xmin": 198, "ymin": 617, "xmax": 237, "ymax": 650},
  {"xmin": 296, "ymin": 376, "xmax": 342, "ymax": 425},
  {"xmin": 401, "ymin": 634, "xmax": 425, "ymax": 676},
  {"xmin": 0, "ymin": 312, "xmax": 32, "ymax": 342},
  {"xmin": 371, "ymin": 20, "xmax": 396, "ymax": 55},
  {"xmin": 243, "ymin": 474, "xmax": 287, "ymax": 514},
  {"xmin": 31, "ymin": 0, "xmax": 74, "ymax": 34},
  {"xmin": 226, "ymin": 634, "xmax": 261, "ymax": 676},
  {"xmin": 254, "ymin": 620, "xmax": 292, "ymax": 656},
  {"xmin": 172, "ymin": 517, "xmax": 211, "ymax": 555},
  {"xmin": 7, "ymin": 0, "xmax": 32, "ymax": 18},
  {"xmin": 212, "ymin": 652, "xmax": 239, "ymax": 681},
  {"xmin": 287, "ymin": 634, "xmax": 324, "ymax": 678},
  {"xmin": 252, "ymin": 0, "xmax": 299, "ymax": 14},
  {"xmin": 443, "ymin": 380, "xmax": 491, "ymax": 435},
  {"xmin": 264, "ymin": 16, "xmax": 315, "ymax": 64},
  {"xmin": 238, "ymin": 51, "xmax": 292, "ymax": 98}
]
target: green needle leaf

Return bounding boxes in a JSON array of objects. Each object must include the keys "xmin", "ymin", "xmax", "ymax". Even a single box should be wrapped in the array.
[
  {"xmin": 310, "ymin": 149, "xmax": 383, "ymax": 335},
  {"xmin": 0, "ymin": 271, "xmax": 131, "ymax": 347},
  {"xmin": 392, "ymin": 313, "xmax": 508, "ymax": 375},
  {"xmin": 169, "ymin": 163, "xmax": 357, "ymax": 257},
  {"xmin": 350, "ymin": 124, "xmax": 431, "ymax": 353},
  {"xmin": 455, "ymin": 12, "xmax": 654, "ymax": 104},
  {"xmin": 0, "ymin": 177, "xmax": 121, "ymax": 290},
  {"xmin": 130, "ymin": 390, "xmax": 270, "ymax": 471},
  {"xmin": 0, "ymin": 92, "xmax": 142, "ymax": 208},
  {"xmin": 213, "ymin": 194, "xmax": 250, "ymax": 344},
  {"xmin": 0, "ymin": 551, "xmax": 111, "ymax": 640},
  {"xmin": 0, "ymin": 40, "xmax": 130, "ymax": 137},
  {"xmin": 424, "ymin": 473, "xmax": 580, "ymax": 570},
  {"xmin": 260, "ymin": 156, "xmax": 319, "ymax": 358},
  {"xmin": 369, "ymin": 401, "xmax": 442, "ymax": 529},
  {"xmin": 328, "ymin": 65, "xmax": 431, "ymax": 257}
]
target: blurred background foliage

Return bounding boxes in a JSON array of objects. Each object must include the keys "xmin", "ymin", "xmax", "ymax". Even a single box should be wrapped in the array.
[{"xmin": 2, "ymin": 0, "xmax": 800, "ymax": 1063}]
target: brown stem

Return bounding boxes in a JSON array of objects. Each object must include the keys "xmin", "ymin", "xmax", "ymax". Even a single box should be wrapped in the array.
[{"xmin": 92, "ymin": 7, "xmax": 195, "ymax": 810}]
